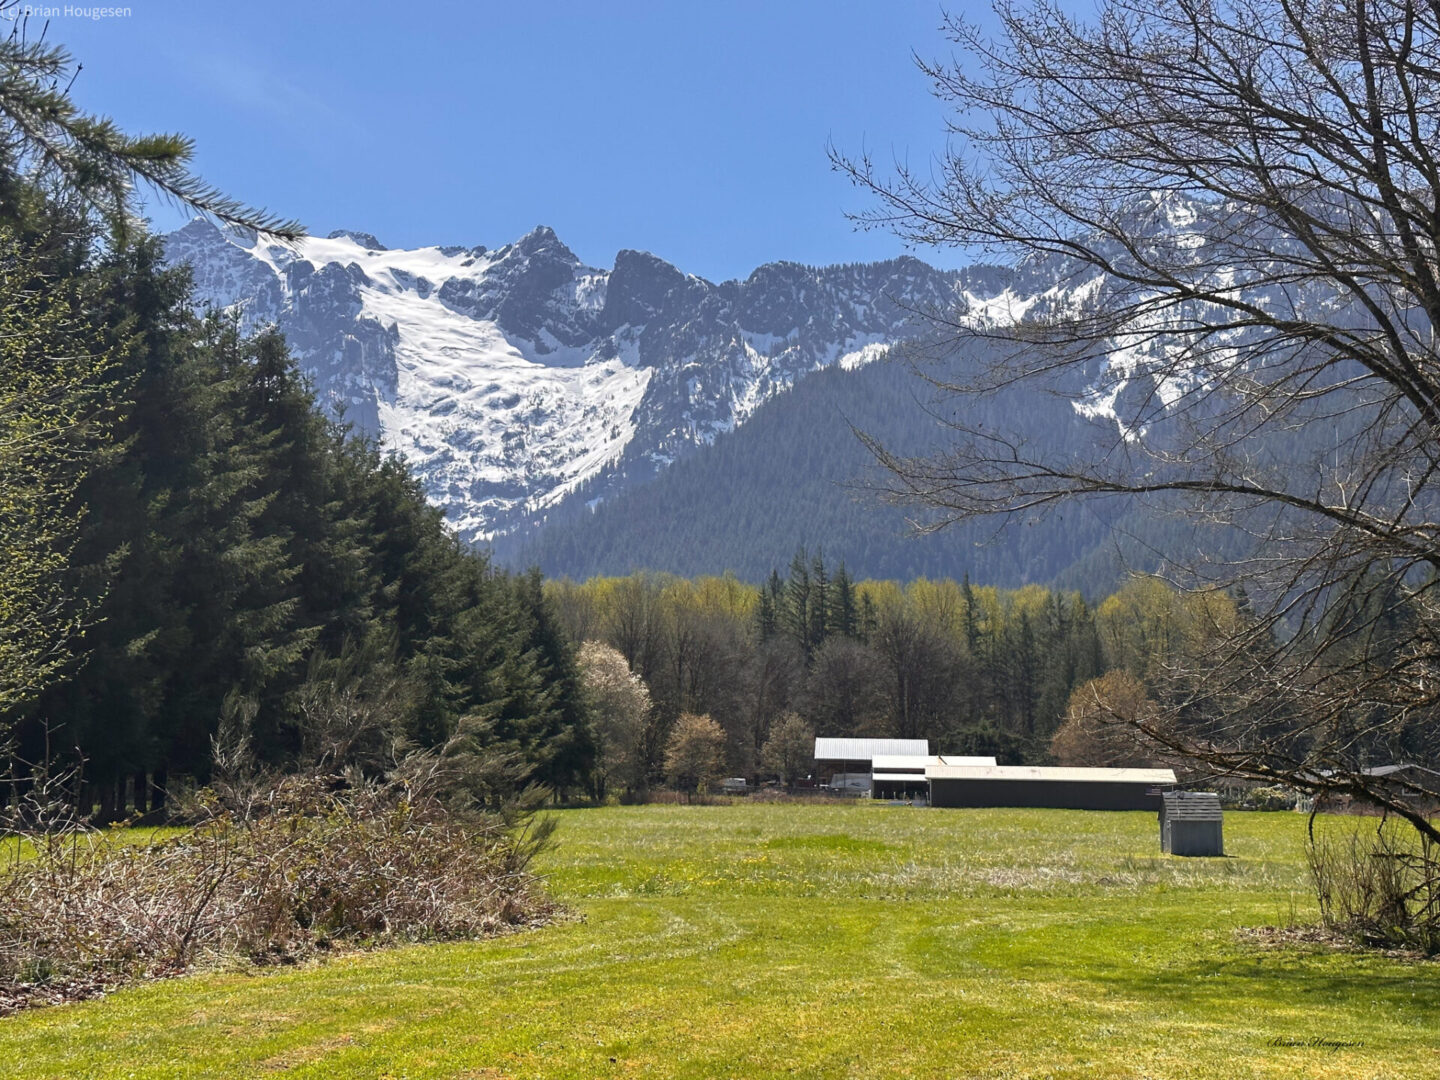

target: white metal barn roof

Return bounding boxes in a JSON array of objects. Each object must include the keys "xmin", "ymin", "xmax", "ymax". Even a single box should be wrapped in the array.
[
  {"xmin": 931, "ymin": 755, "xmax": 1000, "ymax": 768},
  {"xmin": 925, "ymin": 764, "xmax": 1178, "ymax": 784},
  {"xmin": 872, "ymin": 754, "xmax": 998, "ymax": 772},
  {"xmin": 813, "ymin": 738, "xmax": 929, "ymax": 762},
  {"xmin": 870, "ymin": 754, "xmax": 933, "ymax": 772}
]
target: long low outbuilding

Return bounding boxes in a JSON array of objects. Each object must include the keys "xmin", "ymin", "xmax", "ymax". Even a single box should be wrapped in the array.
[{"xmin": 925, "ymin": 763, "xmax": 1177, "ymax": 810}]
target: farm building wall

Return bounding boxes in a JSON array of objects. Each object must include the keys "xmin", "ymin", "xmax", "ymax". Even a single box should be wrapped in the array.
[
  {"xmin": 929, "ymin": 778, "xmax": 1165, "ymax": 811},
  {"xmin": 814, "ymin": 760, "xmax": 870, "ymax": 784},
  {"xmin": 872, "ymin": 776, "xmax": 928, "ymax": 799},
  {"xmin": 1165, "ymin": 819, "xmax": 1224, "ymax": 856}
]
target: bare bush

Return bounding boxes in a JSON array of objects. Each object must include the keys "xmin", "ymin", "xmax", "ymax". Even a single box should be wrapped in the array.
[
  {"xmin": 0, "ymin": 727, "xmax": 86, "ymax": 836},
  {"xmin": 1051, "ymin": 672, "xmax": 1164, "ymax": 768},
  {"xmin": 0, "ymin": 772, "xmax": 558, "ymax": 1014},
  {"xmin": 1309, "ymin": 821, "xmax": 1440, "ymax": 954}
]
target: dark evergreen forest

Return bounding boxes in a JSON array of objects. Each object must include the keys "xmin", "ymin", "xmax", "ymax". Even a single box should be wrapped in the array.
[
  {"xmin": 4, "ymin": 219, "xmax": 592, "ymax": 816},
  {"xmin": 515, "ymin": 349, "xmax": 1255, "ymax": 595}
]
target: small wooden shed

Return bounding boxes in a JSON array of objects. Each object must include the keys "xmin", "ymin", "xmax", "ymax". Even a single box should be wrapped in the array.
[{"xmin": 1160, "ymin": 791, "xmax": 1224, "ymax": 856}]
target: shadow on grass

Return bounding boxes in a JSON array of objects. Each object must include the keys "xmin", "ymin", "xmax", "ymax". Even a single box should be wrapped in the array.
[{"xmin": 1065, "ymin": 939, "xmax": 1437, "ymax": 1027}]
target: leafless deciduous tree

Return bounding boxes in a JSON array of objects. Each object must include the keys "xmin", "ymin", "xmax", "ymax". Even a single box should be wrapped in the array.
[{"xmin": 834, "ymin": 0, "xmax": 1440, "ymax": 842}]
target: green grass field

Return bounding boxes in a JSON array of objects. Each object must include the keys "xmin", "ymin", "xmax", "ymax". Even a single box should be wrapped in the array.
[{"xmin": 0, "ymin": 803, "xmax": 1435, "ymax": 1078}]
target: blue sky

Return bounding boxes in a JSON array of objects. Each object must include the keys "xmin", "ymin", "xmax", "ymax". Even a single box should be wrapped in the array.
[{"xmin": 39, "ymin": 1, "xmax": 978, "ymax": 282}]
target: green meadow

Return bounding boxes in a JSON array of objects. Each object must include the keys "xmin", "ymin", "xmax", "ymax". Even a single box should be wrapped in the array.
[{"xmin": 0, "ymin": 803, "xmax": 1434, "ymax": 1079}]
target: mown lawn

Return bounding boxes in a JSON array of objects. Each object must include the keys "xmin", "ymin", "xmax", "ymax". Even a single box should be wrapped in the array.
[
  {"xmin": 0, "ymin": 803, "xmax": 1434, "ymax": 1078},
  {"xmin": 1, "ymin": 826, "xmax": 188, "ymax": 866}
]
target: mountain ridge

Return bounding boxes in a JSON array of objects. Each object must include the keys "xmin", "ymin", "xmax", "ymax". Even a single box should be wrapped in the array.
[
  {"xmin": 163, "ymin": 219, "xmax": 979, "ymax": 544},
  {"xmin": 163, "ymin": 196, "xmax": 1276, "ymax": 589}
]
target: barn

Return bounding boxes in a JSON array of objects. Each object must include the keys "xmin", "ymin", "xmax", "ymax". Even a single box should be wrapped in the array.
[
  {"xmin": 925, "ymin": 763, "xmax": 1177, "ymax": 810},
  {"xmin": 813, "ymin": 738, "xmax": 930, "ymax": 790}
]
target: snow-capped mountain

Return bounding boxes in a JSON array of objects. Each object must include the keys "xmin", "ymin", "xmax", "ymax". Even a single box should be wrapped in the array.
[
  {"xmin": 162, "ymin": 193, "xmax": 1378, "ymax": 585},
  {"xmin": 163, "ymin": 219, "xmax": 977, "ymax": 542}
]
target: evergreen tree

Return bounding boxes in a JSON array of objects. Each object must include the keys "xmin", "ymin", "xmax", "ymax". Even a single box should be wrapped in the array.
[
  {"xmin": 961, "ymin": 573, "xmax": 980, "ymax": 658},
  {"xmin": 757, "ymin": 570, "xmax": 780, "ymax": 641},
  {"xmin": 782, "ymin": 548, "xmax": 813, "ymax": 660},
  {"xmin": 809, "ymin": 549, "xmax": 831, "ymax": 650},
  {"xmin": 858, "ymin": 592, "xmax": 878, "ymax": 643},
  {"xmin": 830, "ymin": 561, "xmax": 858, "ymax": 639}
]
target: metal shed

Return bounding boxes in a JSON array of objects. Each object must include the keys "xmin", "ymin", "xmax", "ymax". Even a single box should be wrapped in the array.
[
  {"xmin": 1159, "ymin": 791, "xmax": 1224, "ymax": 856},
  {"xmin": 925, "ymin": 764, "xmax": 1177, "ymax": 810}
]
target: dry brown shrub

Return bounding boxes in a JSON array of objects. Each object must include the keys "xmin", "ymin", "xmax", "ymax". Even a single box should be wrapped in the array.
[
  {"xmin": 0, "ymin": 772, "xmax": 558, "ymax": 1013},
  {"xmin": 1308, "ymin": 821, "xmax": 1440, "ymax": 954}
]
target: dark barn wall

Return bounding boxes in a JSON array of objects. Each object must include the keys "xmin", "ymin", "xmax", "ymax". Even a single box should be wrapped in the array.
[
  {"xmin": 929, "ymin": 779, "xmax": 1166, "ymax": 811},
  {"xmin": 873, "ymin": 779, "xmax": 928, "ymax": 799},
  {"xmin": 1166, "ymin": 819, "xmax": 1224, "ymax": 856}
]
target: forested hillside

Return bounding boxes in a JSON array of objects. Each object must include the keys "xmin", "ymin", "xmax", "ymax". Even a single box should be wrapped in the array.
[{"xmin": 517, "ymin": 349, "xmax": 1251, "ymax": 595}]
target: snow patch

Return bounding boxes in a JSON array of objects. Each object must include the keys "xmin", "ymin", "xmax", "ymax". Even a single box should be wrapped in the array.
[{"xmin": 838, "ymin": 341, "xmax": 889, "ymax": 370}]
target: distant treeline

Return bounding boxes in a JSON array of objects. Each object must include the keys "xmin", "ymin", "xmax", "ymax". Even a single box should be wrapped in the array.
[{"xmin": 547, "ymin": 549, "xmax": 1242, "ymax": 777}]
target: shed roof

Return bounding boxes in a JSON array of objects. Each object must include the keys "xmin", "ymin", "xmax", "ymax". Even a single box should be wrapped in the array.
[
  {"xmin": 934, "ymin": 755, "xmax": 1001, "ymax": 768},
  {"xmin": 814, "ymin": 738, "xmax": 929, "ymax": 761},
  {"xmin": 872, "ymin": 772, "xmax": 932, "ymax": 783},
  {"xmin": 871, "ymin": 754, "xmax": 936, "ymax": 771},
  {"xmin": 1363, "ymin": 762, "xmax": 1440, "ymax": 779},
  {"xmin": 1161, "ymin": 791, "xmax": 1223, "ymax": 820},
  {"xmin": 925, "ymin": 764, "xmax": 1178, "ymax": 785},
  {"xmin": 870, "ymin": 754, "xmax": 996, "ymax": 771}
]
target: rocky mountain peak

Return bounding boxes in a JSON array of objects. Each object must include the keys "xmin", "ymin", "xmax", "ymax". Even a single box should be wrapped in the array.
[
  {"xmin": 161, "ymin": 220, "xmax": 1022, "ymax": 548},
  {"xmin": 604, "ymin": 249, "xmax": 689, "ymax": 329},
  {"xmin": 326, "ymin": 229, "xmax": 387, "ymax": 250},
  {"xmin": 504, "ymin": 224, "xmax": 577, "ymax": 263}
]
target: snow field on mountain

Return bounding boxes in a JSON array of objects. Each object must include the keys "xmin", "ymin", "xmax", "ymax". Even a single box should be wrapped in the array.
[{"xmin": 237, "ymin": 232, "xmax": 655, "ymax": 538}]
